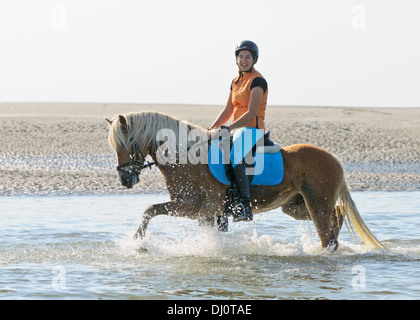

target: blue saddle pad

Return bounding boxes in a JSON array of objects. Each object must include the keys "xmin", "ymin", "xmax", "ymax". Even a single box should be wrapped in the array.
[{"xmin": 207, "ymin": 139, "xmax": 284, "ymax": 186}]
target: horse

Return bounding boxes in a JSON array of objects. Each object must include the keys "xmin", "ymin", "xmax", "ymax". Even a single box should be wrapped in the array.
[{"xmin": 107, "ymin": 111, "xmax": 385, "ymax": 251}]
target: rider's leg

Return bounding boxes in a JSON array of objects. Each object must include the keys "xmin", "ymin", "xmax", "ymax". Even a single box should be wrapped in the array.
[{"xmin": 232, "ymin": 162, "xmax": 253, "ymax": 221}]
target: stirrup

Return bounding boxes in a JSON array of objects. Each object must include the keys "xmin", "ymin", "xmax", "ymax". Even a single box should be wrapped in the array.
[{"xmin": 232, "ymin": 203, "xmax": 253, "ymax": 222}]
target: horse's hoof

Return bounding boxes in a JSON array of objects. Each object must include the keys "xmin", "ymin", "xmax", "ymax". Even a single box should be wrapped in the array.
[
  {"xmin": 134, "ymin": 231, "xmax": 144, "ymax": 240},
  {"xmin": 326, "ymin": 239, "xmax": 339, "ymax": 252},
  {"xmin": 137, "ymin": 246, "xmax": 148, "ymax": 253},
  {"xmin": 216, "ymin": 216, "xmax": 229, "ymax": 232}
]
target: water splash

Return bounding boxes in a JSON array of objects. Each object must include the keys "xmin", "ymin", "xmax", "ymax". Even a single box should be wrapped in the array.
[
  {"xmin": 1, "ymin": 193, "xmax": 419, "ymax": 299},
  {"xmin": 116, "ymin": 217, "xmax": 388, "ymax": 260}
]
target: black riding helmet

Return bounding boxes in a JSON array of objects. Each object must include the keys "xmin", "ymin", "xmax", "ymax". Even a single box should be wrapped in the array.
[{"xmin": 235, "ymin": 40, "xmax": 259, "ymax": 64}]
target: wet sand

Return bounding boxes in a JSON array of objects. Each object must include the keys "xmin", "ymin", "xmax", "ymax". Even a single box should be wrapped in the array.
[{"xmin": 0, "ymin": 103, "xmax": 419, "ymax": 196}]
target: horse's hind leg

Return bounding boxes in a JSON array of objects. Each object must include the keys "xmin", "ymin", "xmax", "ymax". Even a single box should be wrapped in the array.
[
  {"xmin": 281, "ymin": 194, "xmax": 311, "ymax": 220},
  {"xmin": 302, "ymin": 193, "xmax": 339, "ymax": 250},
  {"xmin": 331, "ymin": 206, "xmax": 344, "ymax": 239}
]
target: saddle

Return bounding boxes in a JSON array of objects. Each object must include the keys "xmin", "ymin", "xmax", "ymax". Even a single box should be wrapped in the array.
[{"xmin": 207, "ymin": 130, "xmax": 284, "ymax": 186}]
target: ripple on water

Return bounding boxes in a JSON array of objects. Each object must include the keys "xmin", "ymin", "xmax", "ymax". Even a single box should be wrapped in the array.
[{"xmin": 0, "ymin": 193, "xmax": 419, "ymax": 299}]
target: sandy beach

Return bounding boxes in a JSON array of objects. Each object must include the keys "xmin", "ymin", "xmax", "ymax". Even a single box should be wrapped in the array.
[{"xmin": 0, "ymin": 103, "xmax": 419, "ymax": 196}]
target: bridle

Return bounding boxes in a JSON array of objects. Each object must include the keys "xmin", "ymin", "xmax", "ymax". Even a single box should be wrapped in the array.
[
  {"xmin": 115, "ymin": 130, "xmax": 222, "ymax": 175},
  {"xmin": 116, "ymin": 140, "xmax": 156, "ymax": 175}
]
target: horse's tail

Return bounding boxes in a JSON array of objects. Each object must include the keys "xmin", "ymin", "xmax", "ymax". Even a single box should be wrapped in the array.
[{"xmin": 336, "ymin": 180, "xmax": 386, "ymax": 249}]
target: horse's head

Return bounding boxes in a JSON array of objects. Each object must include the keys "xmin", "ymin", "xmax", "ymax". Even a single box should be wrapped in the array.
[{"xmin": 107, "ymin": 115, "xmax": 154, "ymax": 189}]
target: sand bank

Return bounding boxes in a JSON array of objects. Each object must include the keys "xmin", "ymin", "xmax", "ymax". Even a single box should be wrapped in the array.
[{"xmin": 0, "ymin": 103, "xmax": 419, "ymax": 196}]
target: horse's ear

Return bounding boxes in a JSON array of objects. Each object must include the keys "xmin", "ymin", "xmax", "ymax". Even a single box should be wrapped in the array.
[
  {"xmin": 105, "ymin": 118, "xmax": 113, "ymax": 126},
  {"xmin": 119, "ymin": 115, "xmax": 128, "ymax": 130}
]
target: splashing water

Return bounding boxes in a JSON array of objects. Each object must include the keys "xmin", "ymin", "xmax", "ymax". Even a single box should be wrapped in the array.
[{"xmin": 1, "ymin": 192, "xmax": 419, "ymax": 299}]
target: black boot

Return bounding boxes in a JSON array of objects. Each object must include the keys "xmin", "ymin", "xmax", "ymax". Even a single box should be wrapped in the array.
[{"xmin": 231, "ymin": 163, "xmax": 253, "ymax": 222}]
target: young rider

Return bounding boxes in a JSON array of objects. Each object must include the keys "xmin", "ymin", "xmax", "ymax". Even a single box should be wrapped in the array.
[{"xmin": 209, "ymin": 40, "xmax": 268, "ymax": 222}]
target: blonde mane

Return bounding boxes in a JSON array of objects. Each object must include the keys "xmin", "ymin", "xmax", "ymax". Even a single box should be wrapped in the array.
[{"xmin": 108, "ymin": 111, "xmax": 209, "ymax": 156}]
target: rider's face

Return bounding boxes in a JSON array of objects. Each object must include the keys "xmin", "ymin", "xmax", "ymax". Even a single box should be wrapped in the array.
[{"xmin": 236, "ymin": 50, "xmax": 254, "ymax": 72}]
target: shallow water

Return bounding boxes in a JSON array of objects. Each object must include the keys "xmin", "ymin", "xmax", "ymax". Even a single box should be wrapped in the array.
[{"xmin": 0, "ymin": 192, "xmax": 419, "ymax": 300}]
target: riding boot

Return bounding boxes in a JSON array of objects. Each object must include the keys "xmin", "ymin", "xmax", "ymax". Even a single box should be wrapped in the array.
[{"xmin": 232, "ymin": 163, "xmax": 253, "ymax": 222}]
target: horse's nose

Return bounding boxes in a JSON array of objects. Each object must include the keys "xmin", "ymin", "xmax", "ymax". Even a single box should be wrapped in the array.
[
  {"xmin": 120, "ymin": 174, "xmax": 134, "ymax": 189},
  {"xmin": 122, "ymin": 178, "xmax": 133, "ymax": 189},
  {"xmin": 120, "ymin": 172, "xmax": 139, "ymax": 189}
]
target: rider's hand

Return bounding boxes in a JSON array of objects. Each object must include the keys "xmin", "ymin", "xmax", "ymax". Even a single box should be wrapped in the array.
[
  {"xmin": 210, "ymin": 125, "xmax": 231, "ymax": 139},
  {"xmin": 219, "ymin": 125, "xmax": 231, "ymax": 133}
]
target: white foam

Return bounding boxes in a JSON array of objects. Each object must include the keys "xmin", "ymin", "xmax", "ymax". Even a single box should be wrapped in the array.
[{"xmin": 116, "ymin": 217, "xmax": 382, "ymax": 260}]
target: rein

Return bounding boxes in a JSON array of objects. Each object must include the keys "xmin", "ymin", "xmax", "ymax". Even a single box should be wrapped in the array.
[
  {"xmin": 116, "ymin": 127, "xmax": 227, "ymax": 175},
  {"xmin": 116, "ymin": 141, "xmax": 156, "ymax": 174}
]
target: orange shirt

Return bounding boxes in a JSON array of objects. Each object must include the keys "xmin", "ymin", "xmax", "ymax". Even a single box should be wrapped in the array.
[{"xmin": 231, "ymin": 68, "xmax": 268, "ymax": 130}]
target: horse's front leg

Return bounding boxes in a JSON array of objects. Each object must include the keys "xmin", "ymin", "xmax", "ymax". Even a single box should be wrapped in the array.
[
  {"xmin": 134, "ymin": 206, "xmax": 154, "ymax": 239},
  {"xmin": 134, "ymin": 199, "xmax": 198, "ymax": 239},
  {"xmin": 135, "ymin": 201, "xmax": 171, "ymax": 239}
]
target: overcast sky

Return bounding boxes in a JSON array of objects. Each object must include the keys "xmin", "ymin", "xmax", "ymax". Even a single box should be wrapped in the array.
[{"xmin": 1, "ymin": 0, "xmax": 419, "ymax": 107}]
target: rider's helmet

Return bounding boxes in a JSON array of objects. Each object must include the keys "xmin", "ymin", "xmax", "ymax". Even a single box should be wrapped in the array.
[{"xmin": 235, "ymin": 40, "xmax": 259, "ymax": 64}]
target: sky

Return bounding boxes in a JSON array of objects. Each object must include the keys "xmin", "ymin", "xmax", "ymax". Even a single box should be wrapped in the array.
[{"xmin": 0, "ymin": 0, "xmax": 419, "ymax": 107}]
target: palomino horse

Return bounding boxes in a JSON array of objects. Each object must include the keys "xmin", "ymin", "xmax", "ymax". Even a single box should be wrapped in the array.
[{"xmin": 107, "ymin": 111, "xmax": 385, "ymax": 250}]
